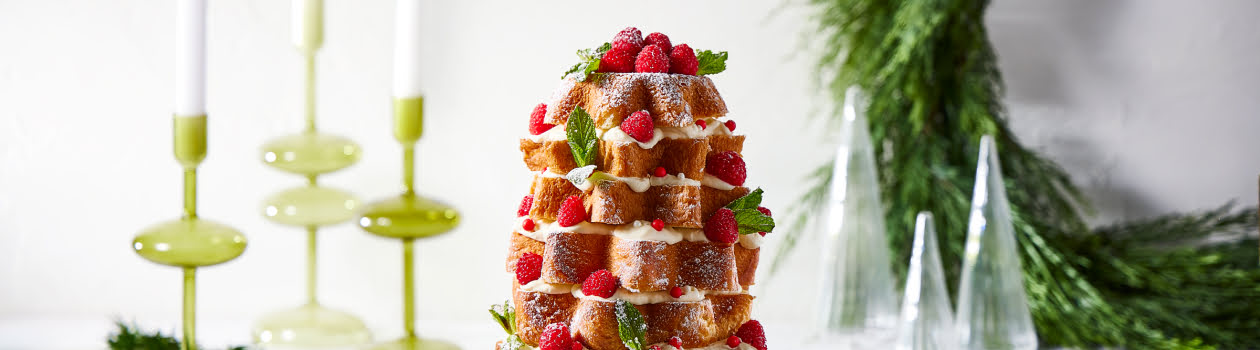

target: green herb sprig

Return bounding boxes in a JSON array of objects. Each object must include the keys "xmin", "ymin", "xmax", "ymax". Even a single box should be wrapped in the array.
[
  {"xmin": 725, "ymin": 188, "xmax": 775, "ymax": 234},
  {"xmin": 563, "ymin": 43, "xmax": 611, "ymax": 82},
  {"xmin": 565, "ymin": 106, "xmax": 599, "ymax": 168},
  {"xmin": 613, "ymin": 300, "xmax": 647, "ymax": 350}
]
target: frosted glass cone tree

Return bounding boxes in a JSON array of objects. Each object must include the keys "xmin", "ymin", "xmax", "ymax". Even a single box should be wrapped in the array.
[
  {"xmin": 814, "ymin": 87, "xmax": 899, "ymax": 346},
  {"xmin": 895, "ymin": 212, "xmax": 959, "ymax": 350},
  {"xmin": 955, "ymin": 136, "xmax": 1038, "ymax": 350}
]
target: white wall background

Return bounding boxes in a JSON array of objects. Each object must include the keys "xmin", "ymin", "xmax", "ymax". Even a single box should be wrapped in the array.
[{"xmin": 1, "ymin": 0, "xmax": 1257, "ymax": 347}]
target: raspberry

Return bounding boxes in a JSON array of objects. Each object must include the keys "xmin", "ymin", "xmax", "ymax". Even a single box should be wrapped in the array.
[
  {"xmin": 649, "ymin": 346, "xmax": 661, "ymax": 350},
  {"xmin": 726, "ymin": 335, "xmax": 741, "ymax": 349},
  {"xmin": 529, "ymin": 103, "xmax": 555, "ymax": 135},
  {"xmin": 669, "ymin": 44, "xmax": 698, "ymax": 75},
  {"xmin": 635, "ymin": 45, "xmax": 670, "ymax": 73},
  {"xmin": 515, "ymin": 253, "xmax": 542, "ymax": 285},
  {"xmin": 517, "ymin": 194, "xmax": 535, "ymax": 217},
  {"xmin": 724, "ymin": 120, "xmax": 737, "ymax": 132},
  {"xmin": 523, "ymin": 218, "xmax": 536, "ymax": 232},
  {"xmin": 756, "ymin": 206, "xmax": 771, "ymax": 216},
  {"xmin": 705, "ymin": 208, "xmax": 739, "ymax": 244},
  {"xmin": 644, "ymin": 32, "xmax": 672, "ymax": 55},
  {"xmin": 736, "ymin": 320, "xmax": 768, "ymax": 350},
  {"xmin": 695, "ymin": 119, "xmax": 707, "ymax": 130},
  {"xmin": 653, "ymin": 166, "xmax": 667, "ymax": 177},
  {"xmin": 652, "ymin": 219, "xmax": 665, "ymax": 231},
  {"xmin": 572, "ymin": 343, "xmax": 583, "ymax": 350},
  {"xmin": 669, "ymin": 336, "xmax": 683, "ymax": 349},
  {"xmin": 759, "ymin": 231, "xmax": 767, "ymax": 237},
  {"xmin": 539, "ymin": 323, "xmax": 574, "ymax": 350},
  {"xmin": 599, "ymin": 45, "xmax": 637, "ymax": 73},
  {"xmin": 556, "ymin": 195, "xmax": 586, "ymax": 227},
  {"xmin": 705, "ymin": 151, "xmax": 747, "ymax": 186},
  {"xmin": 620, "ymin": 110, "xmax": 655, "ymax": 143},
  {"xmin": 670, "ymin": 286, "xmax": 684, "ymax": 298},
  {"xmin": 581, "ymin": 269, "xmax": 618, "ymax": 298},
  {"xmin": 612, "ymin": 27, "xmax": 644, "ymax": 54}
]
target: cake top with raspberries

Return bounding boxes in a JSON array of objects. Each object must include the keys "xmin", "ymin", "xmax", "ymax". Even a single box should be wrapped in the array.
[{"xmin": 495, "ymin": 27, "xmax": 769, "ymax": 350}]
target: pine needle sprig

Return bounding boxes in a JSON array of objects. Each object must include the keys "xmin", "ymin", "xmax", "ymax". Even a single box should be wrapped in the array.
[
  {"xmin": 783, "ymin": 0, "xmax": 1260, "ymax": 348},
  {"xmin": 107, "ymin": 321, "xmax": 248, "ymax": 350}
]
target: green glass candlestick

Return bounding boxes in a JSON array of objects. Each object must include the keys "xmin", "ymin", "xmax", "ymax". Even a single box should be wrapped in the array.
[
  {"xmin": 359, "ymin": 96, "xmax": 460, "ymax": 350},
  {"xmin": 133, "ymin": 115, "xmax": 248, "ymax": 350},
  {"xmin": 252, "ymin": 4, "xmax": 372, "ymax": 345}
]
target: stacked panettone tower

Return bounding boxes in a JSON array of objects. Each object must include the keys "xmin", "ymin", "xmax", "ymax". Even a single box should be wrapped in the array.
[{"xmin": 493, "ymin": 28, "xmax": 772, "ymax": 350}]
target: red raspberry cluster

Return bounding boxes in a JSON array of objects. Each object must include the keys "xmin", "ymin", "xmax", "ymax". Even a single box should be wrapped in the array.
[{"xmin": 599, "ymin": 27, "xmax": 700, "ymax": 75}]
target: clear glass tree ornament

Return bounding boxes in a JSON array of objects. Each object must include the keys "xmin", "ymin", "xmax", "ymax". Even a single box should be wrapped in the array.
[
  {"xmin": 954, "ymin": 136, "xmax": 1038, "ymax": 350},
  {"xmin": 808, "ymin": 87, "xmax": 900, "ymax": 348}
]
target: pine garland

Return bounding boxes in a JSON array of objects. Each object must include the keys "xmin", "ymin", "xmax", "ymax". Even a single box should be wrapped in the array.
[{"xmin": 778, "ymin": 0, "xmax": 1260, "ymax": 348}]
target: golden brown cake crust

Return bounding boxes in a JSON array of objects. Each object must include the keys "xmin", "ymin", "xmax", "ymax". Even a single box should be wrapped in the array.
[
  {"xmin": 528, "ymin": 176, "xmax": 748, "ymax": 228},
  {"xmin": 510, "ymin": 286, "xmax": 754, "ymax": 350},
  {"xmin": 506, "ymin": 232, "xmax": 759, "ymax": 292},
  {"xmin": 520, "ymin": 134, "xmax": 744, "ymax": 178},
  {"xmin": 543, "ymin": 74, "xmax": 728, "ymax": 129}
]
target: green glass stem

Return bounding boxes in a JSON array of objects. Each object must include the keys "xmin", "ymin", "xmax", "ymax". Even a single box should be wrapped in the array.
[
  {"xmin": 304, "ymin": 52, "xmax": 317, "ymax": 133},
  {"xmin": 402, "ymin": 238, "xmax": 416, "ymax": 340},
  {"xmin": 306, "ymin": 226, "xmax": 319, "ymax": 306},
  {"xmin": 183, "ymin": 169, "xmax": 198, "ymax": 219},
  {"xmin": 402, "ymin": 146, "xmax": 415, "ymax": 196},
  {"xmin": 182, "ymin": 267, "xmax": 197, "ymax": 350}
]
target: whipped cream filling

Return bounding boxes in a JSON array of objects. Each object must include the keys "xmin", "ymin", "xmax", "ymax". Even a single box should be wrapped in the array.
[
  {"xmin": 516, "ymin": 217, "xmax": 615, "ymax": 241},
  {"xmin": 701, "ymin": 174, "xmax": 737, "ymax": 190},
  {"xmin": 572, "ymin": 286, "xmax": 749, "ymax": 305},
  {"xmin": 519, "ymin": 280, "xmax": 574, "ymax": 295},
  {"xmin": 523, "ymin": 118, "xmax": 734, "ymax": 147},
  {"xmin": 653, "ymin": 341, "xmax": 758, "ymax": 350},
  {"xmin": 738, "ymin": 233, "xmax": 764, "ymax": 250},
  {"xmin": 538, "ymin": 170, "xmax": 701, "ymax": 193},
  {"xmin": 516, "ymin": 217, "xmax": 766, "ymax": 249}
]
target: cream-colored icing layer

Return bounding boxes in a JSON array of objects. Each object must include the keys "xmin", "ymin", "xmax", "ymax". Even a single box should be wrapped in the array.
[
  {"xmin": 516, "ymin": 217, "xmax": 615, "ymax": 241},
  {"xmin": 653, "ymin": 341, "xmax": 758, "ymax": 350},
  {"xmin": 739, "ymin": 233, "xmax": 764, "ymax": 250},
  {"xmin": 516, "ymin": 217, "xmax": 765, "ymax": 249},
  {"xmin": 538, "ymin": 170, "xmax": 701, "ymax": 193},
  {"xmin": 523, "ymin": 118, "xmax": 733, "ymax": 146},
  {"xmin": 612, "ymin": 220, "xmax": 707, "ymax": 244},
  {"xmin": 519, "ymin": 280, "xmax": 574, "ymax": 295},
  {"xmin": 701, "ymin": 174, "xmax": 737, "ymax": 190},
  {"xmin": 572, "ymin": 286, "xmax": 749, "ymax": 305}
]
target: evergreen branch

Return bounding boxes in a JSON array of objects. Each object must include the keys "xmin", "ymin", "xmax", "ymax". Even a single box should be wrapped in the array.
[
  {"xmin": 107, "ymin": 321, "xmax": 248, "ymax": 350},
  {"xmin": 788, "ymin": 0, "xmax": 1258, "ymax": 348}
]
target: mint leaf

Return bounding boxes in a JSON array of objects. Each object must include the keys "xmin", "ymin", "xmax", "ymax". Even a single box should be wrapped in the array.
[
  {"xmin": 696, "ymin": 50, "xmax": 728, "ymax": 75},
  {"xmin": 563, "ymin": 42, "xmax": 611, "ymax": 82},
  {"xmin": 565, "ymin": 106, "xmax": 599, "ymax": 167},
  {"xmin": 733, "ymin": 208, "xmax": 775, "ymax": 234},
  {"xmin": 614, "ymin": 300, "xmax": 647, "ymax": 350},
  {"xmin": 725, "ymin": 188, "xmax": 764, "ymax": 210},
  {"xmin": 501, "ymin": 335, "xmax": 525, "ymax": 350},
  {"xmin": 489, "ymin": 300, "xmax": 516, "ymax": 335}
]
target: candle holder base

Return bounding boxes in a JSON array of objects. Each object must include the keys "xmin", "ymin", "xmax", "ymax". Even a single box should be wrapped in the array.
[
  {"xmin": 367, "ymin": 336, "xmax": 460, "ymax": 350},
  {"xmin": 358, "ymin": 194, "xmax": 459, "ymax": 239},
  {"xmin": 253, "ymin": 304, "xmax": 373, "ymax": 348}
]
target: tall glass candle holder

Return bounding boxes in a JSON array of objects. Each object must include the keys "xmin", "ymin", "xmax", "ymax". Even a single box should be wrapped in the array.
[
  {"xmin": 253, "ymin": 0, "xmax": 372, "ymax": 347},
  {"xmin": 132, "ymin": 2, "xmax": 247, "ymax": 349},
  {"xmin": 357, "ymin": 96, "xmax": 461, "ymax": 350}
]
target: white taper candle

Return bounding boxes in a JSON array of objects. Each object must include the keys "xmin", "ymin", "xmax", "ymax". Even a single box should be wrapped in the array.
[
  {"xmin": 175, "ymin": 0, "xmax": 207, "ymax": 117},
  {"xmin": 292, "ymin": 0, "xmax": 323, "ymax": 51},
  {"xmin": 392, "ymin": 0, "xmax": 423, "ymax": 98}
]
